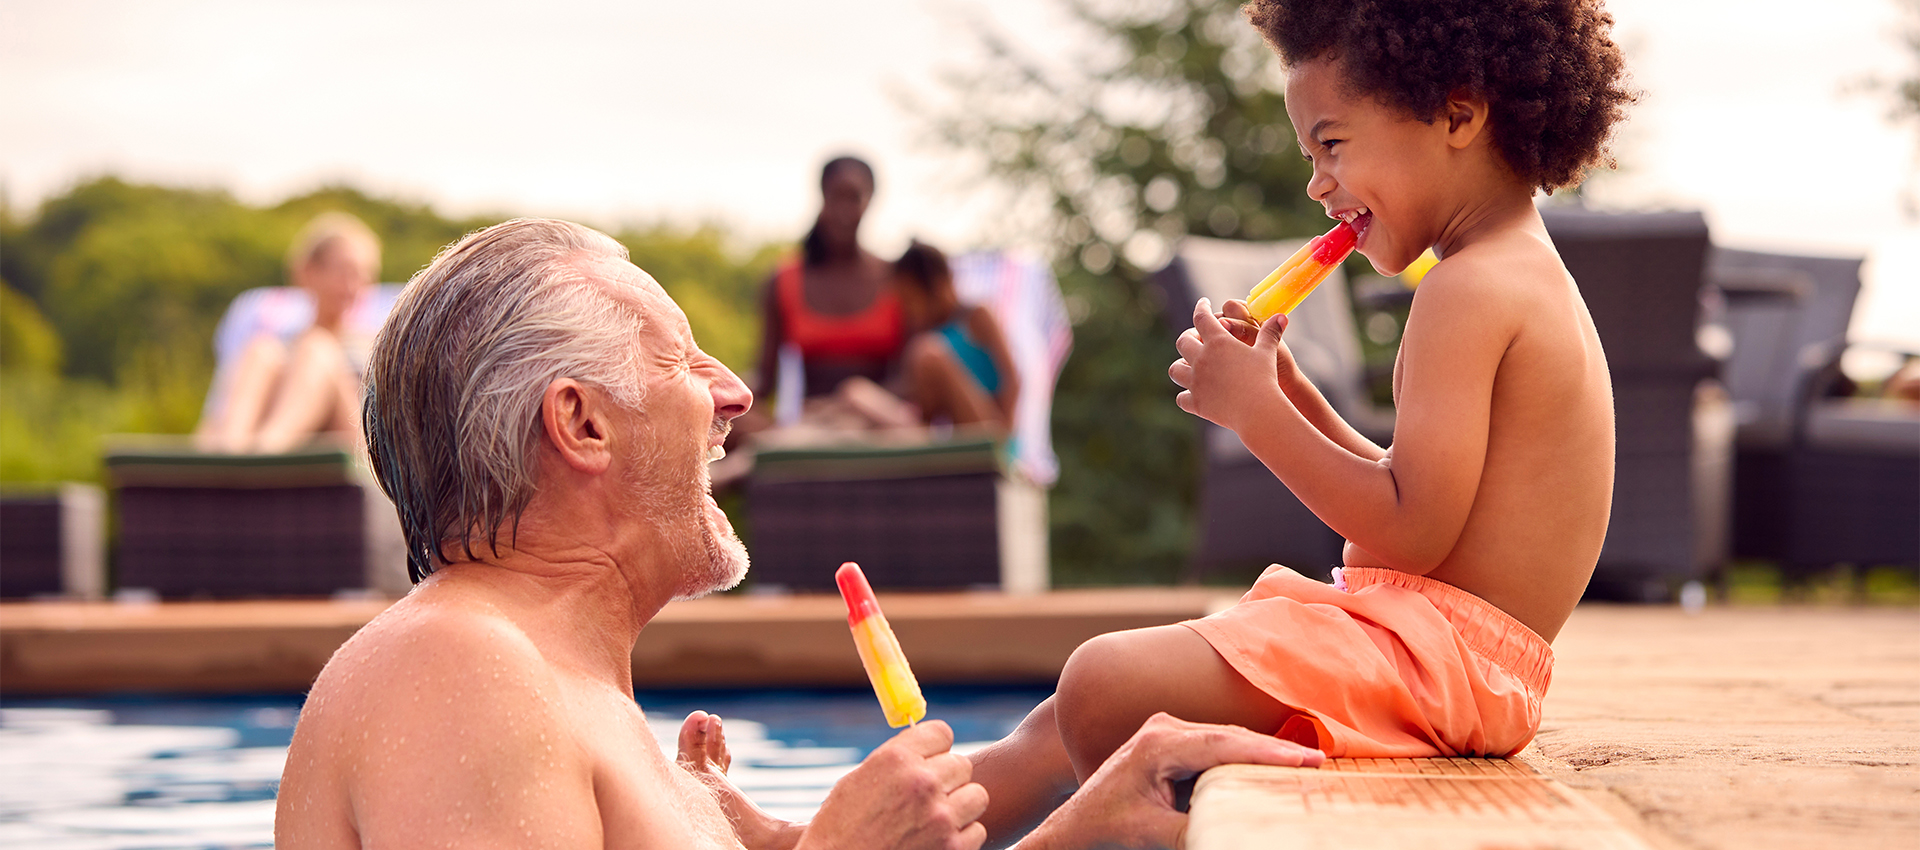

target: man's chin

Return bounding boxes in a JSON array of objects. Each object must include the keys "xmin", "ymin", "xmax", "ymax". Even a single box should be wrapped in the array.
[{"xmin": 674, "ymin": 527, "xmax": 750, "ymax": 601}]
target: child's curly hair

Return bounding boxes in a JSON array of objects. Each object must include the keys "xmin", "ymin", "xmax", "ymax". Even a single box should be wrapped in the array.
[{"xmin": 1246, "ymin": 0, "xmax": 1636, "ymax": 192}]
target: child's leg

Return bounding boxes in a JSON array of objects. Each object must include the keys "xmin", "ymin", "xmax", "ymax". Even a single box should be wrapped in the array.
[
  {"xmin": 969, "ymin": 624, "xmax": 1300, "ymax": 846},
  {"xmin": 1053, "ymin": 624, "xmax": 1299, "ymax": 781},
  {"xmin": 967, "ymin": 696, "xmax": 1077, "ymax": 846}
]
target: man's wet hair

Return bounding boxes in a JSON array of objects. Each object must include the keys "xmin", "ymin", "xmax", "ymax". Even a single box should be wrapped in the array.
[{"xmin": 1246, "ymin": 0, "xmax": 1636, "ymax": 192}]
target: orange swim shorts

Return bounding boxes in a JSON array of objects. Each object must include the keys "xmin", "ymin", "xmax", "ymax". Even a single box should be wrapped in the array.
[{"xmin": 1182, "ymin": 565, "xmax": 1553, "ymax": 758}]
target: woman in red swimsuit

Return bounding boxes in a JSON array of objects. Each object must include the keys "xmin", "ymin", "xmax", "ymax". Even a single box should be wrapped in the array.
[{"xmin": 751, "ymin": 156, "xmax": 908, "ymax": 411}]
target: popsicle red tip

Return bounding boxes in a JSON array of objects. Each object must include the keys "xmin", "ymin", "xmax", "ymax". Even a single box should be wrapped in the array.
[{"xmin": 835, "ymin": 561, "xmax": 879, "ymax": 625}]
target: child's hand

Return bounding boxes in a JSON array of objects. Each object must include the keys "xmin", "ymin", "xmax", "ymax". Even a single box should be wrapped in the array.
[
  {"xmin": 1218, "ymin": 298, "xmax": 1263, "ymax": 346},
  {"xmin": 1170, "ymin": 297, "xmax": 1289, "ymax": 431}
]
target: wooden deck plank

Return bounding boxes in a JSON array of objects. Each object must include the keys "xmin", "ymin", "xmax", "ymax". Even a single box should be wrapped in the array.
[{"xmin": 1189, "ymin": 759, "xmax": 1656, "ymax": 850}]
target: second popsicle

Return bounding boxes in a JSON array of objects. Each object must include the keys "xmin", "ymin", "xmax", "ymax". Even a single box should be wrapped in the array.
[{"xmin": 835, "ymin": 562, "xmax": 927, "ymax": 728}]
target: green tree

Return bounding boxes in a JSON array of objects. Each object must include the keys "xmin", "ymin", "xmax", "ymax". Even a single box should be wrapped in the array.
[
  {"xmin": 920, "ymin": 0, "xmax": 1327, "ymax": 584},
  {"xmin": 0, "ymin": 282, "xmax": 63, "ymax": 375}
]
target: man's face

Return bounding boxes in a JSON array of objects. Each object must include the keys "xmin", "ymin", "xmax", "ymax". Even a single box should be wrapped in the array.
[{"xmin": 590, "ymin": 256, "xmax": 754, "ymax": 599}]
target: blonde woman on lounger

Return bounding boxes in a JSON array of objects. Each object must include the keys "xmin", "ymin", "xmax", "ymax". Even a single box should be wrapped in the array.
[{"xmin": 196, "ymin": 212, "xmax": 380, "ymax": 454}]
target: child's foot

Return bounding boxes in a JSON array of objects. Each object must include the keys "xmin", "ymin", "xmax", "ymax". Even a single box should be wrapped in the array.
[{"xmin": 677, "ymin": 711, "xmax": 803, "ymax": 850}]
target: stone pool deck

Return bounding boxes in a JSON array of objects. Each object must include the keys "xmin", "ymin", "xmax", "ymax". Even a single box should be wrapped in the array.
[
  {"xmin": 1524, "ymin": 603, "xmax": 1919, "ymax": 850},
  {"xmin": 1, "ymin": 595, "xmax": 1914, "ymax": 848}
]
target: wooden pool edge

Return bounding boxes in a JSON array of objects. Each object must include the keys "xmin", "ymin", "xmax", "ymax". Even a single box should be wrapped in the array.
[{"xmin": 0, "ymin": 588, "xmax": 1241, "ymax": 695}]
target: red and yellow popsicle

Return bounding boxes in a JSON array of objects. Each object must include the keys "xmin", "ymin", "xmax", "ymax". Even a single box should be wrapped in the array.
[
  {"xmin": 835, "ymin": 562, "xmax": 926, "ymax": 728},
  {"xmin": 1244, "ymin": 219, "xmax": 1360, "ymax": 321}
]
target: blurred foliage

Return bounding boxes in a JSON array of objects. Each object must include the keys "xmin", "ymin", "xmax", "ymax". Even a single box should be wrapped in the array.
[
  {"xmin": 1, "ymin": 281, "xmax": 63, "ymax": 375},
  {"xmin": 919, "ymin": 0, "xmax": 1328, "ymax": 584},
  {"xmin": 616, "ymin": 224, "xmax": 782, "ymax": 375},
  {"xmin": 0, "ymin": 177, "xmax": 776, "ymax": 485},
  {"xmin": 1898, "ymin": 0, "xmax": 1920, "ymax": 128},
  {"xmin": 1719, "ymin": 561, "xmax": 1920, "ymax": 607}
]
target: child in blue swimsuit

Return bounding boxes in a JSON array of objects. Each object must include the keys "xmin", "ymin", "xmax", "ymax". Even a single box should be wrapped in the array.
[{"xmin": 893, "ymin": 241, "xmax": 1020, "ymax": 433}]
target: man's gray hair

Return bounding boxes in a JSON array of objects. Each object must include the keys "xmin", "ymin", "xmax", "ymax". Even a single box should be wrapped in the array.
[{"xmin": 364, "ymin": 218, "xmax": 644, "ymax": 582}]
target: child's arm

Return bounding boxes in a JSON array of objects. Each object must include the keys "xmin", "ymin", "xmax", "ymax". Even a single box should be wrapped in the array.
[
  {"xmin": 966, "ymin": 306, "xmax": 1022, "ymax": 422},
  {"xmin": 1172, "ymin": 268, "xmax": 1507, "ymax": 574},
  {"xmin": 1218, "ymin": 299, "xmax": 1385, "ymax": 462}
]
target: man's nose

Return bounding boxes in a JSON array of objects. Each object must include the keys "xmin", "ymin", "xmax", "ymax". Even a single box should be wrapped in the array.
[{"xmin": 710, "ymin": 362, "xmax": 752, "ymax": 421}]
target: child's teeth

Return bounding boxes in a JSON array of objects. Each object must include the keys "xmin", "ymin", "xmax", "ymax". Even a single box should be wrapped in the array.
[{"xmin": 707, "ymin": 445, "xmax": 726, "ymax": 463}]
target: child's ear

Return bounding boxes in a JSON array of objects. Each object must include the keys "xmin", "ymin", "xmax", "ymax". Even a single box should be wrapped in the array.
[{"xmin": 1443, "ymin": 88, "xmax": 1491, "ymax": 149}]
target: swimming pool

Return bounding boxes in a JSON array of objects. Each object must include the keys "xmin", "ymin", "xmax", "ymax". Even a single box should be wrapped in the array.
[{"xmin": 0, "ymin": 686, "xmax": 1051, "ymax": 849}]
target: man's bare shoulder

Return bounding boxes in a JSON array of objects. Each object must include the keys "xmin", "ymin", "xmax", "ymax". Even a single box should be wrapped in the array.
[
  {"xmin": 283, "ymin": 585, "xmax": 603, "ymax": 848},
  {"xmin": 318, "ymin": 585, "xmax": 550, "ymax": 700},
  {"xmin": 293, "ymin": 582, "xmax": 579, "ymax": 793}
]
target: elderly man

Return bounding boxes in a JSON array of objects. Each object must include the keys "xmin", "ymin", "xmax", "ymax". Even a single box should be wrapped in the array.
[{"xmin": 275, "ymin": 219, "xmax": 1320, "ymax": 850}]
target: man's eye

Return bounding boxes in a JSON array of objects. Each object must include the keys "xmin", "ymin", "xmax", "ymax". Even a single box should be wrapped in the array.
[{"xmin": 1322, "ymin": 139, "xmax": 1341, "ymax": 152}]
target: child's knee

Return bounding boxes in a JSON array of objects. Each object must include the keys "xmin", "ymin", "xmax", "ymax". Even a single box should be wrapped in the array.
[{"xmin": 1056, "ymin": 631, "xmax": 1144, "ymax": 725}]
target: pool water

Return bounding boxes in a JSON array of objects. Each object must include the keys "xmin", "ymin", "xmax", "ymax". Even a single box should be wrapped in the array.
[{"xmin": 0, "ymin": 686, "xmax": 1050, "ymax": 849}]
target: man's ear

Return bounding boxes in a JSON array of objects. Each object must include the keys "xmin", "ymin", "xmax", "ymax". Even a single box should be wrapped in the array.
[
  {"xmin": 541, "ymin": 378, "xmax": 613, "ymax": 474},
  {"xmin": 1443, "ymin": 88, "xmax": 1491, "ymax": 150}
]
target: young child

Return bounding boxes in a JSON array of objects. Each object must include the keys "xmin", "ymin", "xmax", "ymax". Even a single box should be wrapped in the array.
[
  {"xmin": 969, "ymin": 0, "xmax": 1635, "ymax": 838},
  {"xmin": 893, "ymin": 240, "xmax": 1020, "ymax": 433}
]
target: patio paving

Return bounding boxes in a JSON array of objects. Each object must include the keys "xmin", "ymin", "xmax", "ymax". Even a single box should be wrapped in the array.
[{"xmin": 1522, "ymin": 603, "xmax": 1920, "ymax": 850}]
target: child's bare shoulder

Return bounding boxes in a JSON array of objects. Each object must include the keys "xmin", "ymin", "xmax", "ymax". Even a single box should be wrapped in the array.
[{"xmin": 1413, "ymin": 229, "xmax": 1571, "ymax": 323}]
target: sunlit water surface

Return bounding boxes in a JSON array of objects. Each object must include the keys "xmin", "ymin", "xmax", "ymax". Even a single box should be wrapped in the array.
[{"xmin": 0, "ymin": 687, "xmax": 1048, "ymax": 849}]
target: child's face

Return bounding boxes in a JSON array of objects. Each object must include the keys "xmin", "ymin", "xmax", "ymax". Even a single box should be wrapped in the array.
[{"xmin": 1284, "ymin": 58, "xmax": 1455, "ymax": 276}]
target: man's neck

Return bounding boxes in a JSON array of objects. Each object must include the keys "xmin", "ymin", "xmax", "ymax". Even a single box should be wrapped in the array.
[{"xmin": 431, "ymin": 539, "xmax": 670, "ymax": 691}]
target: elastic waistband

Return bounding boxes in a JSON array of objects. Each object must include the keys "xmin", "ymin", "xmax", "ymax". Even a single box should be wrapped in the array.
[{"xmin": 1341, "ymin": 567, "xmax": 1554, "ymax": 695}]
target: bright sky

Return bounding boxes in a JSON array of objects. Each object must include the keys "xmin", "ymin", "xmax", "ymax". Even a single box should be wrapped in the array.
[{"xmin": 2, "ymin": 0, "xmax": 1915, "ymax": 349}]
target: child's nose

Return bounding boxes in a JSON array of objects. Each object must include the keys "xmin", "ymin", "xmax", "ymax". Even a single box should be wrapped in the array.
[{"xmin": 1306, "ymin": 166, "xmax": 1336, "ymax": 204}]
